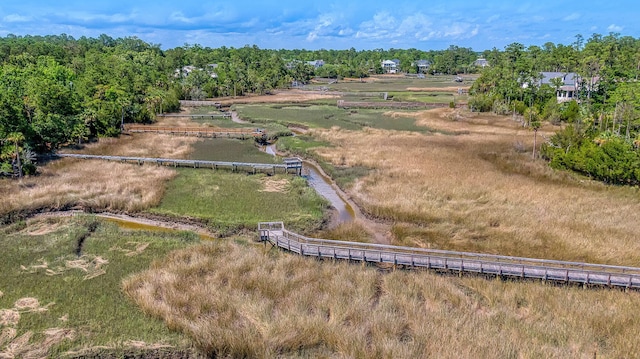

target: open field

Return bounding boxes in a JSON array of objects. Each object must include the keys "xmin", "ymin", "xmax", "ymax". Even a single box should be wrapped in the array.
[
  {"xmin": 125, "ymin": 238, "xmax": 640, "ymax": 358},
  {"xmin": 0, "ymin": 215, "xmax": 196, "ymax": 357}
]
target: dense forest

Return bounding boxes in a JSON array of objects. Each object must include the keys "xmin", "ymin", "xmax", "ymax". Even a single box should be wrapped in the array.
[
  {"xmin": 470, "ymin": 33, "xmax": 640, "ymax": 185},
  {"xmin": 0, "ymin": 34, "xmax": 478, "ymax": 176}
]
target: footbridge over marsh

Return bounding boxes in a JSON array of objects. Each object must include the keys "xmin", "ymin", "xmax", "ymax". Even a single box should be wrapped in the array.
[
  {"xmin": 124, "ymin": 125, "xmax": 264, "ymax": 140},
  {"xmin": 56, "ymin": 154, "xmax": 303, "ymax": 175},
  {"xmin": 258, "ymin": 222, "xmax": 640, "ymax": 289}
]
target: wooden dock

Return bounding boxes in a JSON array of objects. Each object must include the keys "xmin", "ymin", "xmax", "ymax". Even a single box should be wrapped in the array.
[
  {"xmin": 258, "ymin": 222, "xmax": 640, "ymax": 289},
  {"xmin": 124, "ymin": 125, "xmax": 264, "ymax": 139},
  {"xmin": 56, "ymin": 154, "xmax": 303, "ymax": 175}
]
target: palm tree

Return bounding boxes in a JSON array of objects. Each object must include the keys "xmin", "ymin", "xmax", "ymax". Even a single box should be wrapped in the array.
[{"xmin": 6, "ymin": 132, "xmax": 25, "ymax": 177}]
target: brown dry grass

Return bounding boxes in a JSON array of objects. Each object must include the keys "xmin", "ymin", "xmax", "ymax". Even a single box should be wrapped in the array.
[
  {"xmin": 406, "ymin": 86, "xmax": 470, "ymax": 92},
  {"xmin": 216, "ymin": 90, "xmax": 339, "ymax": 106},
  {"xmin": 0, "ymin": 134, "xmax": 197, "ymax": 218},
  {"xmin": 124, "ymin": 239, "xmax": 640, "ymax": 358},
  {"xmin": 310, "ymin": 108, "xmax": 640, "ymax": 266},
  {"xmin": 0, "ymin": 296, "xmax": 75, "ymax": 358}
]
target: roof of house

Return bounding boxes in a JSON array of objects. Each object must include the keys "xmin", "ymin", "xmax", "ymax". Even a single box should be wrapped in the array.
[
  {"xmin": 474, "ymin": 58, "xmax": 489, "ymax": 66},
  {"xmin": 415, "ymin": 59, "xmax": 431, "ymax": 66},
  {"xmin": 539, "ymin": 72, "xmax": 578, "ymax": 86}
]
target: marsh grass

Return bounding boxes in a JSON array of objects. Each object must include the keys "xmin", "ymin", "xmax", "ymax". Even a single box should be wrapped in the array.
[
  {"xmin": 0, "ymin": 215, "xmax": 194, "ymax": 357},
  {"xmin": 189, "ymin": 138, "xmax": 280, "ymax": 163},
  {"xmin": 0, "ymin": 134, "xmax": 201, "ymax": 221},
  {"xmin": 149, "ymin": 170, "xmax": 328, "ymax": 234},
  {"xmin": 124, "ymin": 238, "xmax": 640, "ymax": 358},
  {"xmin": 235, "ymin": 104, "xmax": 431, "ymax": 132},
  {"xmin": 310, "ymin": 108, "xmax": 640, "ymax": 265}
]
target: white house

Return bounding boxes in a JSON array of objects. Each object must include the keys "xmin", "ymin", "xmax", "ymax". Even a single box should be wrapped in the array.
[
  {"xmin": 538, "ymin": 72, "xmax": 579, "ymax": 103},
  {"xmin": 473, "ymin": 58, "xmax": 489, "ymax": 68},
  {"xmin": 382, "ymin": 59, "xmax": 400, "ymax": 74}
]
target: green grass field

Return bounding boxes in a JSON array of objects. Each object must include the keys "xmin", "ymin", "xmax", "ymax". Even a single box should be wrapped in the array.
[
  {"xmin": 324, "ymin": 75, "xmax": 473, "ymax": 92},
  {"xmin": 149, "ymin": 170, "xmax": 329, "ymax": 234},
  {"xmin": 0, "ymin": 215, "xmax": 196, "ymax": 357},
  {"xmin": 235, "ymin": 104, "xmax": 431, "ymax": 132},
  {"xmin": 190, "ymin": 138, "xmax": 281, "ymax": 163}
]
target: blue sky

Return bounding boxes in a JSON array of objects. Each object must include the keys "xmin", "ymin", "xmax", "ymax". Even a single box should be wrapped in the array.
[{"xmin": 0, "ymin": 0, "xmax": 637, "ymax": 51}]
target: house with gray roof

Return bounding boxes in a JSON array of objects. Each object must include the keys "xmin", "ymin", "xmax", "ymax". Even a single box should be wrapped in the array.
[
  {"xmin": 538, "ymin": 72, "xmax": 579, "ymax": 103},
  {"xmin": 413, "ymin": 59, "xmax": 431, "ymax": 73}
]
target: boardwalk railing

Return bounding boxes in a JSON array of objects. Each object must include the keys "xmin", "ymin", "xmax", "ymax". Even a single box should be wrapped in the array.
[
  {"xmin": 157, "ymin": 113, "xmax": 231, "ymax": 119},
  {"xmin": 124, "ymin": 125, "xmax": 264, "ymax": 139},
  {"xmin": 56, "ymin": 154, "xmax": 303, "ymax": 175},
  {"xmin": 258, "ymin": 222, "xmax": 640, "ymax": 289}
]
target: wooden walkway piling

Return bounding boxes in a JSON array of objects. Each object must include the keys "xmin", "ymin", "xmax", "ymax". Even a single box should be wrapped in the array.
[{"xmin": 258, "ymin": 222, "xmax": 640, "ymax": 289}]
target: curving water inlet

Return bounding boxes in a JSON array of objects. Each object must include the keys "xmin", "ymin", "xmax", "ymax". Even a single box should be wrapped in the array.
[{"xmin": 262, "ymin": 144, "xmax": 355, "ymax": 223}]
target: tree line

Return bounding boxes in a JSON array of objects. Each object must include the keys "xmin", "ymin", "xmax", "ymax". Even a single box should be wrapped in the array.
[
  {"xmin": 470, "ymin": 33, "xmax": 640, "ymax": 185},
  {"xmin": 0, "ymin": 34, "xmax": 483, "ymax": 177}
]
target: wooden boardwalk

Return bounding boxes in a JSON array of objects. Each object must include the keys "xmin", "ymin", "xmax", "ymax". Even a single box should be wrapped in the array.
[
  {"xmin": 124, "ymin": 125, "xmax": 264, "ymax": 139},
  {"xmin": 56, "ymin": 154, "xmax": 303, "ymax": 175},
  {"xmin": 157, "ymin": 113, "xmax": 231, "ymax": 119},
  {"xmin": 258, "ymin": 222, "xmax": 640, "ymax": 289}
]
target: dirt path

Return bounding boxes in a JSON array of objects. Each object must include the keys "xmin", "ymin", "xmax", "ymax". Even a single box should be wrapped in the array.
[{"xmin": 230, "ymin": 111, "xmax": 249, "ymax": 124}]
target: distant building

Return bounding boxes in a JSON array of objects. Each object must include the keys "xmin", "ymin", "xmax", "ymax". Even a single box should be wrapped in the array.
[
  {"xmin": 382, "ymin": 59, "xmax": 400, "ymax": 74},
  {"xmin": 174, "ymin": 64, "xmax": 218, "ymax": 79},
  {"xmin": 473, "ymin": 58, "xmax": 489, "ymax": 68},
  {"xmin": 306, "ymin": 60, "xmax": 325, "ymax": 68},
  {"xmin": 413, "ymin": 59, "xmax": 431, "ymax": 73},
  {"xmin": 537, "ymin": 72, "xmax": 579, "ymax": 103}
]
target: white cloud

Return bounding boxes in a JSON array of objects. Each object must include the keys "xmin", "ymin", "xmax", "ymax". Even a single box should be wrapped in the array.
[
  {"xmin": 356, "ymin": 11, "xmax": 397, "ymax": 39},
  {"xmin": 3, "ymin": 14, "xmax": 31, "ymax": 23},
  {"xmin": 607, "ymin": 24, "xmax": 623, "ymax": 32},
  {"xmin": 356, "ymin": 12, "xmax": 479, "ymax": 42},
  {"xmin": 563, "ymin": 13, "xmax": 580, "ymax": 21},
  {"xmin": 169, "ymin": 12, "xmax": 194, "ymax": 23}
]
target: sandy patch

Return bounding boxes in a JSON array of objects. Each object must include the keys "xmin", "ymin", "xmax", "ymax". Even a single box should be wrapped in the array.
[
  {"xmin": 25, "ymin": 222, "xmax": 62, "ymax": 236},
  {"xmin": 0, "ymin": 328, "xmax": 16, "ymax": 348},
  {"xmin": 125, "ymin": 340, "xmax": 173, "ymax": 350},
  {"xmin": 13, "ymin": 298, "xmax": 40, "ymax": 311},
  {"xmin": 0, "ymin": 291, "xmax": 3, "ymax": 298},
  {"xmin": 22, "ymin": 255, "xmax": 108, "ymax": 280},
  {"xmin": 66, "ymin": 256, "xmax": 109, "ymax": 280},
  {"xmin": 110, "ymin": 242, "xmax": 150, "ymax": 257},
  {"xmin": 0, "ymin": 310, "xmax": 20, "ymax": 326},
  {"xmin": 0, "ymin": 328, "xmax": 75, "ymax": 359},
  {"xmin": 260, "ymin": 178, "xmax": 289, "ymax": 193}
]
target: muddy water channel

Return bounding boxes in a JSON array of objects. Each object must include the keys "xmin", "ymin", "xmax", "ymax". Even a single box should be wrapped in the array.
[
  {"xmin": 261, "ymin": 143, "xmax": 356, "ymax": 223},
  {"xmin": 261, "ymin": 143, "xmax": 355, "ymax": 223}
]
